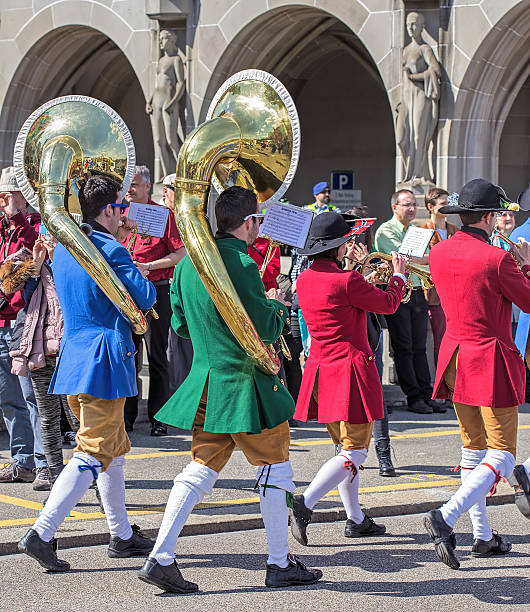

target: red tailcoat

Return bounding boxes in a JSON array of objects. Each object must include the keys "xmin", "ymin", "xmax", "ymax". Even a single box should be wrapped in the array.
[
  {"xmin": 294, "ymin": 259, "xmax": 405, "ymax": 424},
  {"xmin": 429, "ymin": 230, "xmax": 530, "ymax": 407}
]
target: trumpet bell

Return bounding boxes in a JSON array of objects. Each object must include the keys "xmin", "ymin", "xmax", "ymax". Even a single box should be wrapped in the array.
[{"xmin": 206, "ymin": 70, "xmax": 300, "ymax": 203}]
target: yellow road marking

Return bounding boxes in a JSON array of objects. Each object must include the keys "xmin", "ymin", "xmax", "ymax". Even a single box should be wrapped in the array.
[
  {"xmin": 0, "ymin": 476, "xmax": 460, "ymax": 528},
  {"xmin": 122, "ymin": 424, "xmax": 530, "ymax": 461}
]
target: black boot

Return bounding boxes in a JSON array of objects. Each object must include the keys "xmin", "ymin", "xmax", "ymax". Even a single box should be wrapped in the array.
[
  {"xmin": 18, "ymin": 529, "xmax": 70, "ymax": 572},
  {"xmin": 375, "ymin": 440, "xmax": 396, "ymax": 477}
]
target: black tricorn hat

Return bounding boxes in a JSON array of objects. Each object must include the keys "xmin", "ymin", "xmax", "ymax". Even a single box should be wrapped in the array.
[
  {"xmin": 439, "ymin": 178, "xmax": 518, "ymax": 214},
  {"xmin": 298, "ymin": 212, "xmax": 355, "ymax": 256}
]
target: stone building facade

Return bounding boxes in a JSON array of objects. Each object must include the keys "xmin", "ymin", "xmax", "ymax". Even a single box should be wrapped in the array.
[{"xmin": 0, "ymin": 0, "xmax": 528, "ymax": 220}]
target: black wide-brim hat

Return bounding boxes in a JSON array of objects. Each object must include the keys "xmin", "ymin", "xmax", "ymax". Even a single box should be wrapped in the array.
[
  {"xmin": 298, "ymin": 212, "xmax": 356, "ymax": 255},
  {"xmin": 439, "ymin": 178, "xmax": 518, "ymax": 214}
]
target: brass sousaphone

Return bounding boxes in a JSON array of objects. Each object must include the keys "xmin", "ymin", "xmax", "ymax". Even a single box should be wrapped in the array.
[
  {"xmin": 171, "ymin": 70, "xmax": 300, "ymax": 375},
  {"xmin": 13, "ymin": 96, "xmax": 149, "ymax": 334}
]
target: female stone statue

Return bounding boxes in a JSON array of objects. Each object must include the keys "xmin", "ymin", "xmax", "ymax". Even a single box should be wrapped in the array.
[
  {"xmin": 396, "ymin": 12, "xmax": 441, "ymax": 186},
  {"xmin": 146, "ymin": 30, "xmax": 186, "ymax": 181}
]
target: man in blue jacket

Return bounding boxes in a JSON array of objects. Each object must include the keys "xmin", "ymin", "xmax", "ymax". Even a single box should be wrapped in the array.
[{"xmin": 18, "ymin": 175, "xmax": 157, "ymax": 572}]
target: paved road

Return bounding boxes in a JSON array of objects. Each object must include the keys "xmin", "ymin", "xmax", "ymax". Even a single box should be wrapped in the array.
[
  {"xmin": 3, "ymin": 506, "xmax": 529, "ymax": 611},
  {"xmin": 1, "ymin": 406, "xmax": 530, "ymax": 550}
]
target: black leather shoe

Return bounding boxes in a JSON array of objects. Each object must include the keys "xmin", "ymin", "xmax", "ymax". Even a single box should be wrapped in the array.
[
  {"xmin": 290, "ymin": 495, "xmax": 312, "ymax": 546},
  {"xmin": 138, "ymin": 557, "xmax": 198, "ymax": 593},
  {"xmin": 424, "ymin": 398, "xmax": 447, "ymax": 413},
  {"xmin": 508, "ymin": 464, "xmax": 530, "ymax": 519},
  {"xmin": 18, "ymin": 529, "xmax": 70, "ymax": 572},
  {"xmin": 265, "ymin": 553, "xmax": 323, "ymax": 588},
  {"xmin": 408, "ymin": 398, "xmax": 433, "ymax": 414},
  {"xmin": 108, "ymin": 524, "xmax": 155, "ymax": 558},
  {"xmin": 423, "ymin": 509, "xmax": 459, "ymax": 569},
  {"xmin": 345, "ymin": 514, "xmax": 386, "ymax": 538},
  {"xmin": 471, "ymin": 532, "xmax": 512, "ymax": 557},
  {"xmin": 151, "ymin": 424, "xmax": 168, "ymax": 437},
  {"xmin": 375, "ymin": 440, "xmax": 396, "ymax": 477}
]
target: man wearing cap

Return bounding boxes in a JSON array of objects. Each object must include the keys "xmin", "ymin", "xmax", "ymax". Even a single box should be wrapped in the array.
[
  {"xmin": 18, "ymin": 174, "xmax": 157, "ymax": 572},
  {"xmin": 289, "ymin": 212, "xmax": 407, "ymax": 545},
  {"xmin": 374, "ymin": 189, "xmax": 444, "ymax": 415},
  {"xmin": 138, "ymin": 186, "xmax": 322, "ymax": 593},
  {"xmin": 305, "ymin": 182, "xmax": 341, "ymax": 214},
  {"xmin": 423, "ymin": 178, "xmax": 530, "ymax": 569},
  {"xmin": 121, "ymin": 165, "xmax": 185, "ymax": 436},
  {"xmin": 0, "ymin": 166, "xmax": 49, "ymax": 489}
]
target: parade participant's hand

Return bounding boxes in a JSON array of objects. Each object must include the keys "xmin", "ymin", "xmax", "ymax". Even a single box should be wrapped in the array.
[
  {"xmin": 391, "ymin": 251, "xmax": 407, "ymax": 276},
  {"xmin": 115, "ymin": 216, "xmax": 137, "ymax": 242},
  {"xmin": 134, "ymin": 261, "xmax": 150, "ymax": 278},
  {"xmin": 32, "ymin": 238, "xmax": 47, "ymax": 273},
  {"xmin": 145, "ymin": 102, "xmax": 153, "ymax": 115},
  {"xmin": 364, "ymin": 271, "xmax": 380, "ymax": 285},
  {"xmin": 267, "ymin": 288, "xmax": 291, "ymax": 307},
  {"xmin": 41, "ymin": 234, "xmax": 57, "ymax": 261},
  {"xmin": 511, "ymin": 240, "xmax": 530, "ymax": 268}
]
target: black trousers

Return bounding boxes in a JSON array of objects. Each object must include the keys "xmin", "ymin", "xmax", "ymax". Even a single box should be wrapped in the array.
[
  {"xmin": 385, "ymin": 289, "xmax": 432, "ymax": 404},
  {"xmin": 124, "ymin": 283, "xmax": 172, "ymax": 427},
  {"xmin": 282, "ymin": 333, "xmax": 303, "ymax": 402}
]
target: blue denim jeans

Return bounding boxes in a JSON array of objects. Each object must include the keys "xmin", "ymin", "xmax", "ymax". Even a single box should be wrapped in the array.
[
  {"xmin": 373, "ymin": 330, "xmax": 389, "ymax": 443},
  {"xmin": 0, "ymin": 327, "xmax": 46, "ymax": 469}
]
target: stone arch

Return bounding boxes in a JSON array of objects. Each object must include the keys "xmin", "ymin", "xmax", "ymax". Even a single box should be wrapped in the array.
[
  {"xmin": 445, "ymin": 3, "xmax": 530, "ymax": 192},
  {"xmin": 0, "ymin": 1, "xmax": 152, "ymax": 169},
  {"xmin": 197, "ymin": 4, "xmax": 397, "ymax": 218}
]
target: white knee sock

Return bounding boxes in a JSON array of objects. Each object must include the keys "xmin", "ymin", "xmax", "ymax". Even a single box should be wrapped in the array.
[
  {"xmin": 523, "ymin": 457, "xmax": 530, "ymax": 478},
  {"xmin": 151, "ymin": 461, "xmax": 217, "ymax": 566},
  {"xmin": 33, "ymin": 452, "xmax": 102, "ymax": 542},
  {"xmin": 303, "ymin": 452, "xmax": 362, "ymax": 510},
  {"xmin": 96, "ymin": 456, "xmax": 132, "ymax": 540},
  {"xmin": 441, "ymin": 449, "xmax": 515, "ymax": 529},
  {"xmin": 459, "ymin": 448, "xmax": 492, "ymax": 541},
  {"xmin": 256, "ymin": 460, "xmax": 295, "ymax": 568},
  {"xmin": 338, "ymin": 449, "xmax": 367, "ymax": 524}
]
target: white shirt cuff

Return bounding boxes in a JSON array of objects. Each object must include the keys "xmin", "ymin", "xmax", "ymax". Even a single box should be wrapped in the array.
[{"xmin": 392, "ymin": 273, "xmax": 407, "ymax": 283}]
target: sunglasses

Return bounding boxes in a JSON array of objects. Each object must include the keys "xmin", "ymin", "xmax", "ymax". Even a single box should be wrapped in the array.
[
  {"xmin": 243, "ymin": 213, "xmax": 265, "ymax": 225},
  {"xmin": 100, "ymin": 202, "xmax": 128, "ymax": 211}
]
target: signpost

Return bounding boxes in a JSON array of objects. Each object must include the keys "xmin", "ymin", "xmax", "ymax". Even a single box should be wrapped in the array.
[{"xmin": 330, "ymin": 170, "xmax": 362, "ymax": 210}]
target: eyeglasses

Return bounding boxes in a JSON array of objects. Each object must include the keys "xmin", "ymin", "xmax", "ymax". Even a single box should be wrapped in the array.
[
  {"xmin": 321, "ymin": 189, "xmax": 331, "ymax": 194},
  {"xmin": 100, "ymin": 202, "xmax": 128, "ymax": 211},
  {"xmin": 243, "ymin": 213, "xmax": 265, "ymax": 225}
]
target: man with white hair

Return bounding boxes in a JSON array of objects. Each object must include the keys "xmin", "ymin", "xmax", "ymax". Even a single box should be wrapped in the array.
[
  {"xmin": 121, "ymin": 166, "xmax": 185, "ymax": 436},
  {"xmin": 0, "ymin": 167, "xmax": 49, "ymax": 489}
]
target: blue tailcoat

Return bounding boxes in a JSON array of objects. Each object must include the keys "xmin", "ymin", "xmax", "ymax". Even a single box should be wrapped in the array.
[{"xmin": 49, "ymin": 230, "xmax": 156, "ymax": 399}]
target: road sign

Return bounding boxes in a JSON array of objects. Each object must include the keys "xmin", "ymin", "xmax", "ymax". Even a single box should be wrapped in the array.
[{"xmin": 330, "ymin": 170, "xmax": 361, "ymax": 209}]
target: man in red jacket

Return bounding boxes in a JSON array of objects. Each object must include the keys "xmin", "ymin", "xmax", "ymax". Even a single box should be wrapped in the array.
[
  {"xmin": 0, "ymin": 167, "xmax": 48, "ymax": 488},
  {"xmin": 289, "ymin": 213, "xmax": 406, "ymax": 545},
  {"xmin": 424, "ymin": 179, "xmax": 530, "ymax": 569}
]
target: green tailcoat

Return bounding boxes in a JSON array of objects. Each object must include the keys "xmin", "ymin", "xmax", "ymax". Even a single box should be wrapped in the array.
[{"xmin": 155, "ymin": 236, "xmax": 294, "ymax": 433}]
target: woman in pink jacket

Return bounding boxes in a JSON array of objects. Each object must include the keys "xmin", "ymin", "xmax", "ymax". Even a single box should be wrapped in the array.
[{"xmin": 289, "ymin": 213, "xmax": 406, "ymax": 545}]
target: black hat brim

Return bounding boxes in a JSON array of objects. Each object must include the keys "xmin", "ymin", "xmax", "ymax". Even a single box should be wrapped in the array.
[
  {"xmin": 438, "ymin": 204, "xmax": 506, "ymax": 215},
  {"xmin": 297, "ymin": 232, "xmax": 354, "ymax": 256}
]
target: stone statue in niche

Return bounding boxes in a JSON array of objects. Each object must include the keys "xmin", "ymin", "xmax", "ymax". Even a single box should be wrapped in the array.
[
  {"xmin": 146, "ymin": 29, "xmax": 186, "ymax": 183},
  {"xmin": 396, "ymin": 11, "xmax": 441, "ymax": 189}
]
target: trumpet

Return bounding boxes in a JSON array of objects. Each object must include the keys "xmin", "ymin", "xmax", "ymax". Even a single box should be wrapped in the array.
[
  {"xmin": 360, "ymin": 252, "xmax": 434, "ymax": 303},
  {"xmin": 493, "ymin": 229, "xmax": 521, "ymax": 249}
]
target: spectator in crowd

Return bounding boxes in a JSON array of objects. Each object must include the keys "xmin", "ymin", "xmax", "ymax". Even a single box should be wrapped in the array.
[
  {"xmin": 121, "ymin": 166, "xmax": 186, "ymax": 436},
  {"xmin": 374, "ymin": 189, "xmax": 445, "ymax": 415},
  {"xmin": 160, "ymin": 173, "xmax": 193, "ymax": 395},
  {"xmin": 421, "ymin": 188, "xmax": 458, "ymax": 366},
  {"xmin": 305, "ymin": 182, "xmax": 341, "ymax": 214},
  {"xmin": 6, "ymin": 233, "xmax": 78, "ymax": 487},
  {"xmin": 0, "ymin": 167, "xmax": 48, "ymax": 488},
  {"xmin": 492, "ymin": 211, "xmax": 516, "ymax": 250}
]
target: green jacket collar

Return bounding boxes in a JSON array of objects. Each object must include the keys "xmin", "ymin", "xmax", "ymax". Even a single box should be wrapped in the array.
[{"xmin": 214, "ymin": 232, "xmax": 248, "ymax": 253}]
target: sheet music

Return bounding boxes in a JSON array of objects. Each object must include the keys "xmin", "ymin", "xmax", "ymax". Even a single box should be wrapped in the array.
[
  {"xmin": 127, "ymin": 202, "xmax": 169, "ymax": 238},
  {"xmin": 259, "ymin": 203, "xmax": 313, "ymax": 248},
  {"xmin": 398, "ymin": 226, "xmax": 434, "ymax": 257}
]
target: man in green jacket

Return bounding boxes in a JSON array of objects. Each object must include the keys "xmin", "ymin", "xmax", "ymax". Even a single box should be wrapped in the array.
[{"xmin": 138, "ymin": 186, "xmax": 322, "ymax": 593}]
